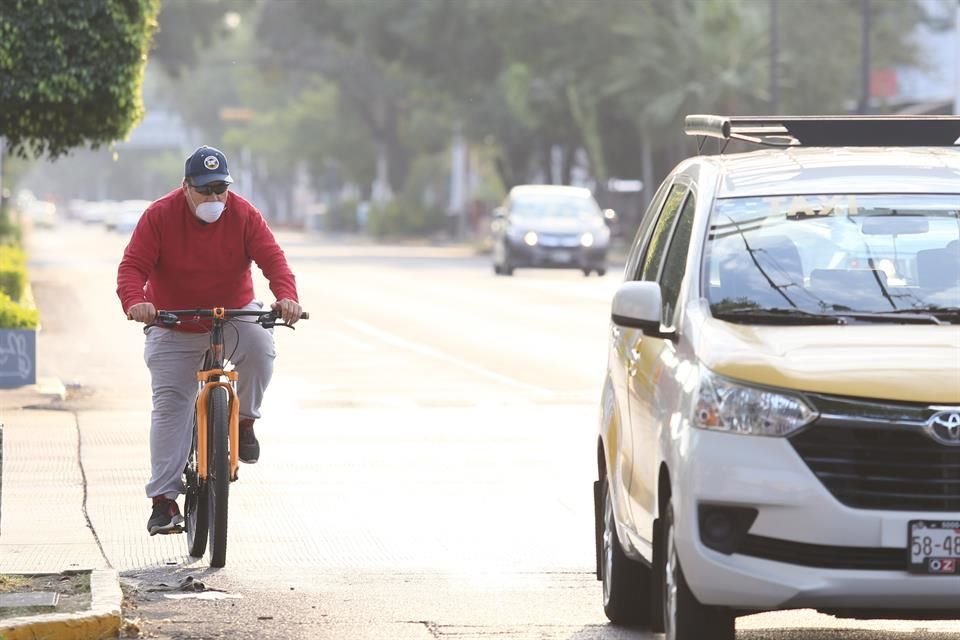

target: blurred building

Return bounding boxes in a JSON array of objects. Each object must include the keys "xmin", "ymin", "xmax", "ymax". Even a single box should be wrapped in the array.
[{"xmin": 115, "ymin": 108, "xmax": 192, "ymax": 155}]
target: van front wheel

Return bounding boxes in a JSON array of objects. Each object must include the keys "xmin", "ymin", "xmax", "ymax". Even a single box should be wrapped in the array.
[
  {"xmin": 662, "ymin": 504, "xmax": 735, "ymax": 640},
  {"xmin": 600, "ymin": 479, "xmax": 653, "ymax": 626}
]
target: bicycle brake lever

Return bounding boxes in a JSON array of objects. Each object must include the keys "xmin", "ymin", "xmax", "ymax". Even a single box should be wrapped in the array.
[
  {"xmin": 261, "ymin": 320, "xmax": 294, "ymax": 330},
  {"xmin": 143, "ymin": 312, "xmax": 180, "ymax": 334},
  {"xmin": 157, "ymin": 312, "xmax": 180, "ymax": 325},
  {"xmin": 260, "ymin": 310, "xmax": 296, "ymax": 330}
]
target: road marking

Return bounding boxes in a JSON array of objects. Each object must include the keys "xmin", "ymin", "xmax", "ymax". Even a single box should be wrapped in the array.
[
  {"xmin": 323, "ymin": 329, "xmax": 378, "ymax": 352},
  {"xmin": 342, "ymin": 318, "xmax": 555, "ymax": 396}
]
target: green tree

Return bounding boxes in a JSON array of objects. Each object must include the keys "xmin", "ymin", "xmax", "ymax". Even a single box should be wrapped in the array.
[
  {"xmin": 597, "ymin": 0, "xmax": 768, "ymax": 187},
  {"xmin": 587, "ymin": 0, "xmax": 945, "ymax": 219},
  {"xmin": 256, "ymin": 0, "xmax": 458, "ymax": 197},
  {"xmin": 775, "ymin": 0, "xmax": 935, "ymax": 114},
  {"xmin": 150, "ymin": 3, "xmax": 371, "ymax": 217},
  {"xmin": 150, "ymin": 0, "xmax": 255, "ymax": 78},
  {"xmin": 159, "ymin": 0, "xmax": 950, "ymax": 236},
  {"xmin": 0, "ymin": 0, "xmax": 160, "ymax": 158}
]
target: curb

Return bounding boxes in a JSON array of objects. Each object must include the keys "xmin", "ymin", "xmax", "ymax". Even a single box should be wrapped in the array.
[
  {"xmin": 0, "ymin": 569, "xmax": 122, "ymax": 640},
  {"xmin": 31, "ymin": 376, "xmax": 67, "ymax": 402},
  {"xmin": 0, "ymin": 376, "xmax": 66, "ymax": 411}
]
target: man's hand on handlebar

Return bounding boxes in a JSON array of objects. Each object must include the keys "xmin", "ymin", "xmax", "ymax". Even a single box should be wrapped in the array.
[
  {"xmin": 271, "ymin": 298, "xmax": 302, "ymax": 325},
  {"xmin": 126, "ymin": 302, "xmax": 157, "ymax": 324}
]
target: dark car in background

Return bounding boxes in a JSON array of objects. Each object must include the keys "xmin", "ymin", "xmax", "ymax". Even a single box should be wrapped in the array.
[{"xmin": 491, "ymin": 184, "xmax": 612, "ymax": 276}]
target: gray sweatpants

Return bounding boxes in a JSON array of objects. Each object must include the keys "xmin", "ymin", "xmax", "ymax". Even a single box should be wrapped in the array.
[{"xmin": 143, "ymin": 301, "xmax": 276, "ymax": 499}]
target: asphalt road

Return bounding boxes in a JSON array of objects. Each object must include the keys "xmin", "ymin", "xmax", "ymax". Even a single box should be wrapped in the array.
[{"xmin": 24, "ymin": 220, "xmax": 960, "ymax": 639}]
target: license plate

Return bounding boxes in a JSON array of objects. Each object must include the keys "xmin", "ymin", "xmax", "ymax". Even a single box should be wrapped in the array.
[
  {"xmin": 908, "ymin": 520, "xmax": 960, "ymax": 575},
  {"xmin": 551, "ymin": 250, "xmax": 572, "ymax": 263}
]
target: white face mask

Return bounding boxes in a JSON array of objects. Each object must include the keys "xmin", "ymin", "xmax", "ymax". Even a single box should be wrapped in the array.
[{"xmin": 195, "ymin": 201, "xmax": 225, "ymax": 223}]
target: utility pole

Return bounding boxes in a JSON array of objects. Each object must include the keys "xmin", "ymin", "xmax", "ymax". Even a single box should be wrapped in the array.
[
  {"xmin": 769, "ymin": 0, "xmax": 780, "ymax": 114},
  {"xmin": 954, "ymin": 0, "xmax": 960, "ymax": 115},
  {"xmin": 859, "ymin": 0, "xmax": 872, "ymax": 114},
  {"xmin": 448, "ymin": 126, "xmax": 467, "ymax": 239}
]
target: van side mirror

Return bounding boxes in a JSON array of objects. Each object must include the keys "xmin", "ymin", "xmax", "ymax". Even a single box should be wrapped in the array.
[
  {"xmin": 611, "ymin": 281, "xmax": 676, "ymax": 340},
  {"xmin": 493, "ymin": 207, "xmax": 507, "ymax": 219}
]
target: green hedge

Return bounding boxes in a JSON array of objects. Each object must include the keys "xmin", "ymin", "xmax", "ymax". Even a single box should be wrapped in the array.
[
  {"xmin": 366, "ymin": 154, "xmax": 452, "ymax": 238},
  {"xmin": 0, "ymin": 245, "xmax": 28, "ymax": 302},
  {"xmin": 326, "ymin": 198, "xmax": 360, "ymax": 232},
  {"xmin": 367, "ymin": 199, "xmax": 446, "ymax": 239},
  {"xmin": 0, "ymin": 208, "xmax": 22, "ymax": 245},
  {"xmin": 0, "ymin": 211, "xmax": 39, "ymax": 329},
  {"xmin": 0, "ymin": 291, "xmax": 38, "ymax": 329}
]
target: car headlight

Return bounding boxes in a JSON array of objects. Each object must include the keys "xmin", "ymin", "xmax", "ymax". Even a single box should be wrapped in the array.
[
  {"xmin": 588, "ymin": 224, "xmax": 611, "ymax": 247},
  {"xmin": 580, "ymin": 232, "xmax": 594, "ymax": 247},
  {"xmin": 693, "ymin": 368, "xmax": 817, "ymax": 437},
  {"xmin": 523, "ymin": 231, "xmax": 538, "ymax": 246}
]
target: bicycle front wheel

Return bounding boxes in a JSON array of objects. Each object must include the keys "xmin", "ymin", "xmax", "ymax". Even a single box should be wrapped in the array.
[
  {"xmin": 185, "ymin": 408, "xmax": 209, "ymax": 558},
  {"xmin": 206, "ymin": 385, "xmax": 231, "ymax": 567}
]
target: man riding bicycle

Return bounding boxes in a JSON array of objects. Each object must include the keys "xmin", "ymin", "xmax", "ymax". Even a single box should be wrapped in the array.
[{"xmin": 116, "ymin": 145, "xmax": 303, "ymax": 535}]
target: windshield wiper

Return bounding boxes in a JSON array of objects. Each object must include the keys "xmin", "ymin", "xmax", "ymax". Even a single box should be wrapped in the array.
[
  {"xmin": 908, "ymin": 305, "xmax": 960, "ymax": 316},
  {"xmin": 712, "ymin": 307, "xmax": 848, "ymax": 325},
  {"xmin": 812, "ymin": 303, "xmax": 952, "ymax": 325},
  {"xmin": 840, "ymin": 306, "xmax": 959, "ymax": 325}
]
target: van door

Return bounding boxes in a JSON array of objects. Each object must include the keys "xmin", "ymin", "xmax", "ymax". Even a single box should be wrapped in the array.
[
  {"xmin": 624, "ymin": 184, "xmax": 696, "ymax": 547},
  {"xmin": 606, "ymin": 180, "xmax": 672, "ymax": 536}
]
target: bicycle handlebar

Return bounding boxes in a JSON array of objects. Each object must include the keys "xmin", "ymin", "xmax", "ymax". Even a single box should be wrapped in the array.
[{"xmin": 147, "ymin": 308, "xmax": 309, "ymax": 331}]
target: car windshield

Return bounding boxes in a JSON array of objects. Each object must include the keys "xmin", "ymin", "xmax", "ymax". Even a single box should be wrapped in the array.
[
  {"xmin": 704, "ymin": 194, "xmax": 960, "ymax": 319},
  {"xmin": 511, "ymin": 194, "xmax": 599, "ymax": 219}
]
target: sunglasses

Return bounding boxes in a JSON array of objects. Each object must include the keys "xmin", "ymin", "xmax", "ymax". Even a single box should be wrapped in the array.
[{"xmin": 190, "ymin": 182, "xmax": 230, "ymax": 196}]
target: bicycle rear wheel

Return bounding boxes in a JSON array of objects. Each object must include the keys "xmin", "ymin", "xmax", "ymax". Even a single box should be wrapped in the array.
[
  {"xmin": 207, "ymin": 385, "xmax": 231, "ymax": 567},
  {"xmin": 185, "ymin": 408, "xmax": 209, "ymax": 558}
]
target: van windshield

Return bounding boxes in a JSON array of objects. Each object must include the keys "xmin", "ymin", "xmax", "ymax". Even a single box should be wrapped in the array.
[{"xmin": 704, "ymin": 194, "xmax": 960, "ymax": 317}]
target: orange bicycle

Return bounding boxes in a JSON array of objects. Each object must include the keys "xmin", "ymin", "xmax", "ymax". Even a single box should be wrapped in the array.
[{"xmin": 148, "ymin": 307, "xmax": 308, "ymax": 567}]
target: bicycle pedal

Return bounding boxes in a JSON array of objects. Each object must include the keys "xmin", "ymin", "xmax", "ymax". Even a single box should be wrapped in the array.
[{"xmin": 158, "ymin": 525, "xmax": 184, "ymax": 535}]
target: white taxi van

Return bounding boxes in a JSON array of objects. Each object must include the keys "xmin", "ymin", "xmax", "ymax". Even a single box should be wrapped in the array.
[{"xmin": 595, "ymin": 115, "xmax": 960, "ymax": 640}]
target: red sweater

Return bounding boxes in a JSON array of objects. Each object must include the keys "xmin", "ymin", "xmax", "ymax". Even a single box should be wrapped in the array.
[{"xmin": 116, "ymin": 189, "xmax": 298, "ymax": 331}]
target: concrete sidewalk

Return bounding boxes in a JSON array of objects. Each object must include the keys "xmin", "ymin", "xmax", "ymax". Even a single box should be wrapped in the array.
[{"xmin": 0, "ymin": 378, "xmax": 124, "ymax": 639}]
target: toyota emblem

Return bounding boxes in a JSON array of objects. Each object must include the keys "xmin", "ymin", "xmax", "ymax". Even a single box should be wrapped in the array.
[{"xmin": 926, "ymin": 410, "xmax": 960, "ymax": 446}]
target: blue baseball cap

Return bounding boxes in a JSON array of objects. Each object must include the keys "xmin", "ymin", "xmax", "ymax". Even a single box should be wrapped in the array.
[{"xmin": 184, "ymin": 145, "xmax": 234, "ymax": 186}]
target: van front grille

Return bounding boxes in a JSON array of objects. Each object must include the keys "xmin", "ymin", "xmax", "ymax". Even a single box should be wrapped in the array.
[{"xmin": 789, "ymin": 419, "xmax": 960, "ymax": 512}]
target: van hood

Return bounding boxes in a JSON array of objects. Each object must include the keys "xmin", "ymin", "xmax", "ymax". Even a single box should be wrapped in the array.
[{"xmin": 697, "ymin": 319, "xmax": 960, "ymax": 404}]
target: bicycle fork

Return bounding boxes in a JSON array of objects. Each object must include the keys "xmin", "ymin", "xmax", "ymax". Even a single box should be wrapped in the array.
[{"xmin": 195, "ymin": 369, "xmax": 241, "ymax": 481}]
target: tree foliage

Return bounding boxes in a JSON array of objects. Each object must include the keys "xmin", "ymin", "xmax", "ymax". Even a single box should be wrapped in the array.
[
  {"xmin": 152, "ymin": 0, "xmax": 949, "ymax": 231},
  {"xmin": 776, "ymin": 0, "xmax": 932, "ymax": 113},
  {"xmin": 0, "ymin": 0, "xmax": 160, "ymax": 158},
  {"xmin": 149, "ymin": 0, "xmax": 255, "ymax": 78},
  {"xmin": 252, "ymin": 0, "xmax": 946, "ymax": 193},
  {"xmin": 255, "ymin": 0, "xmax": 459, "ymax": 196}
]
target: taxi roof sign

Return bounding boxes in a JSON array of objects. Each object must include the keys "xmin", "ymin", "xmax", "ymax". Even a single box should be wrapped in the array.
[{"xmin": 684, "ymin": 114, "xmax": 960, "ymax": 149}]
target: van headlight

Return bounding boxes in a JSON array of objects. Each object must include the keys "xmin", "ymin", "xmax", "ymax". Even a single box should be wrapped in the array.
[
  {"xmin": 523, "ymin": 231, "xmax": 539, "ymax": 246},
  {"xmin": 580, "ymin": 232, "xmax": 594, "ymax": 247},
  {"xmin": 693, "ymin": 369, "xmax": 817, "ymax": 437}
]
